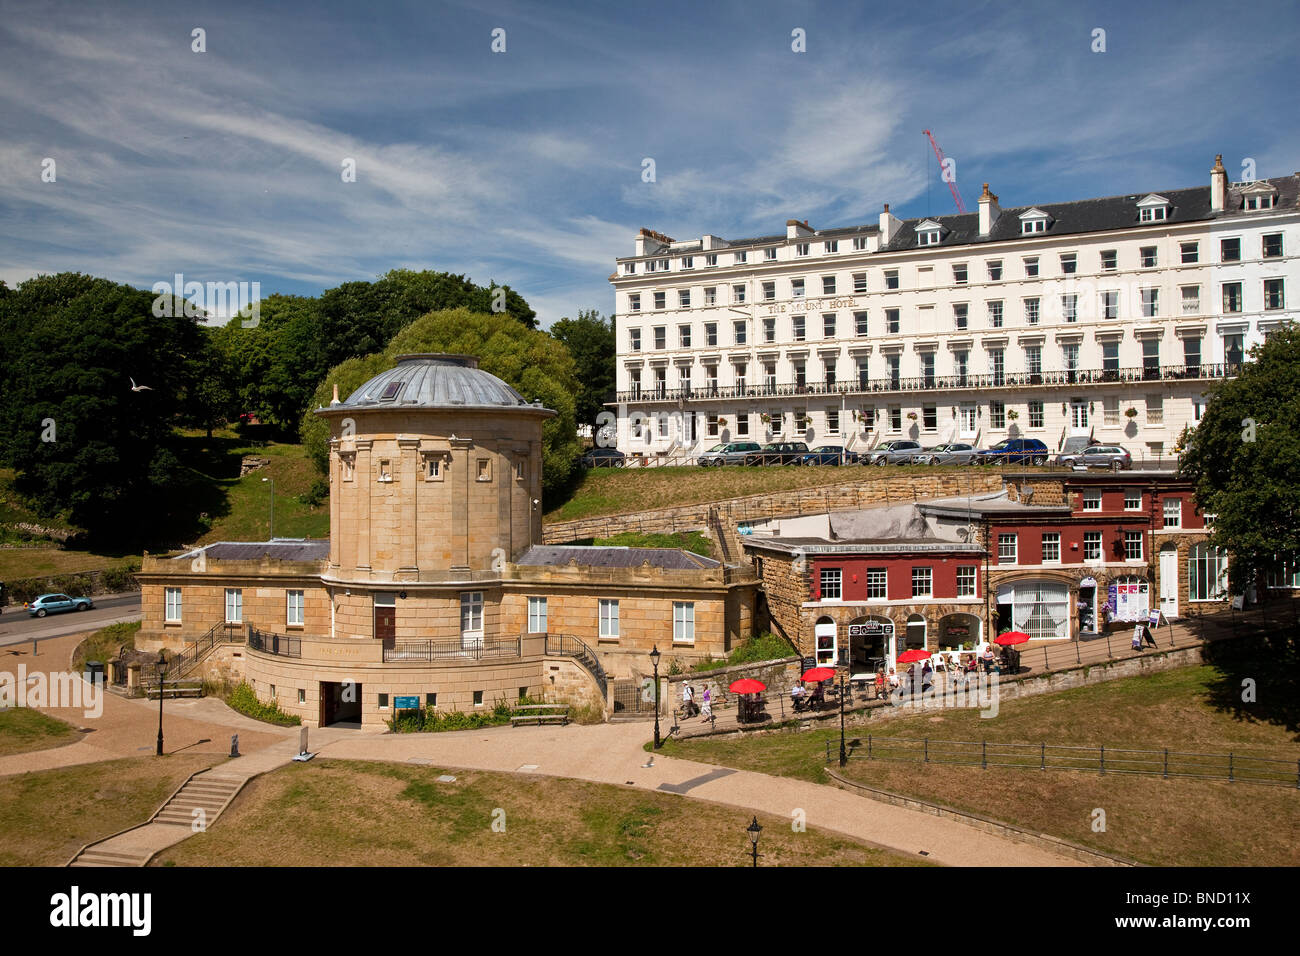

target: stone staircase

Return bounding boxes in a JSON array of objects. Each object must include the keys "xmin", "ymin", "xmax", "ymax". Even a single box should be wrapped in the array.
[{"xmin": 68, "ymin": 770, "xmax": 246, "ymax": 867}]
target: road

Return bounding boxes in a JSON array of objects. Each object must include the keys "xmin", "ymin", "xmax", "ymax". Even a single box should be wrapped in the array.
[{"xmin": 0, "ymin": 592, "xmax": 141, "ymax": 648}]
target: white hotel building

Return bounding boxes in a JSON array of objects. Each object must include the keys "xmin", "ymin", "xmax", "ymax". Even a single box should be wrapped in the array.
[{"xmin": 609, "ymin": 156, "xmax": 1298, "ymax": 461}]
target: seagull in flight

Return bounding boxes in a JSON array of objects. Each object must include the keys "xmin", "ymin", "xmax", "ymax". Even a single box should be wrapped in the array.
[{"xmin": 130, "ymin": 378, "xmax": 152, "ymax": 392}]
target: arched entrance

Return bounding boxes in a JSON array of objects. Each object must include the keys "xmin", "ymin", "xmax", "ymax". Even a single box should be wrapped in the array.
[
  {"xmin": 937, "ymin": 613, "xmax": 981, "ymax": 650},
  {"xmin": 905, "ymin": 614, "xmax": 928, "ymax": 651},
  {"xmin": 846, "ymin": 615, "xmax": 895, "ymax": 673}
]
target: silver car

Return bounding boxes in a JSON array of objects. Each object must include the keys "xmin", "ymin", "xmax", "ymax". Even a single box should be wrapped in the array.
[
  {"xmin": 1058, "ymin": 444, "xmax": 1132, "ymax": 471},
  {"xmin": 914, "ymin": 442, "xmax": 978, "ymax": 465},
  {"xmin": 862, "ymin": 439, "xmax": 924, "ymax": 465},
  {"xmin": 696, "ymin": 441, "xmax": 762, "ymax": 466}
]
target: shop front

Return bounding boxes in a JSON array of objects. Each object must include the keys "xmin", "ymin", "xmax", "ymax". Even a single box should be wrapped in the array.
[
  {"xmin": 846, "ymin": 616, "xmax": 895, "ymax": 673},
  {"xmin": 996, "ymin": 580, "xmax": 1072, "ymax": 640},
  {"xmin": 938, "ymin": 612, "xmax": 981, "ymax": 650},
  {"xmin": 1108, "ymin": 575, "xmax": 1150, "ymax": 624}
]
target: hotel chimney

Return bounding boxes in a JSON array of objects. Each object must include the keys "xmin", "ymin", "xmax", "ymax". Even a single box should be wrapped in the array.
[
  {"xmin": 878, "ymin": 204, "xmax": 901, "ymax": 244},
  {"xmin": 1210, "ymin": 154, "xmax": 1227, "ymax": 213},
  {"xmin": 978, "ymin": 183, "xmax": 1001, "ymax": 236}
]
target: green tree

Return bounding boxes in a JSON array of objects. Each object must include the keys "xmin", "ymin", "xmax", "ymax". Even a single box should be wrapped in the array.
[
  {"xmin": 1179, "ymin": 324, "xmax": 1300, "ymax": 591},
  {"xmin": 302, "ymin": 308, "xmax": 580, "ymax": 502},
  {"xmin": 0, "ymin": 273, "xmax": 209, "ymax": 541},
  {"xmin": 549, "ymin": 309, "xmax": 615, "ymax": 430}
]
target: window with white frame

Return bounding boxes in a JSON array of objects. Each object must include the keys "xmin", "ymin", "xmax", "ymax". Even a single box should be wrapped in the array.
[
  {"xmin": 460, "ymin": 591, "xmax": 483, "ymax": 637},
  {"xmin": 287, "ymin": 590, "xmax": 304, "ymax": 627},
  {"xmin": 822, "ymin": 275, "xmax": 836, "ymax": 295},
  {"xmin": 527, "ymin": 596, "xmax": 548, "ymax": 633},
  {"xmin": 1023, "ymin": 257, "xmax": 1039, "ymax": 278},
  {"xmin": 796, "ymin": 243, "xmax": 809, "ymax": 257},
  {"xmin": 953, "ymin": 263, "xmax": 968, "ymax": 284},
  {"xmin": 957, "ymin": 566, "xmax": 977, "ymax": 597},
  {"xmin": 911, "ymin": 567, "xmax": 933, "ymax": 598},
  {"xmin": 1140, "ymin": 246, "xmax": 1157, "ymax": 268},
  {"xmin": 1189, "ymin": 545, "xmax": 1227, "ymax": 601},
  {"xmin": 791, "ymin": 278, "xmax": 805, "ymax": 298},
  {"xmin": 1028, "ymin": 400, "xmax": 1044, "ymax": 428},
  {"xmin": 1041, "ymin": 533, "xmax": 1061, "ymax": 564},
  {"xmin": 733, "ymin": 284, "xmax": 746, "ymax": 305},
  {"xmin": 853, "ymin": 237, "xmax": 868, "ymax": 251},
  {"xmin": 1083, "ymin": 531, "xmax": 1102, "ymax": 561},
  {"xmin": 853, "ymin": 272, "xmax": 867, "ymax": 293},
  {"xmin": 1181, "ymin": 241, "xmax": 1199, "ymax": 263},
  {"xmin": 1125, "ymin": 531, "xmax": 1144, "ymax": 561},
  {"xmin": 825, "ymin": 240, "xmax": 838, "ymax": 253},
  {"xmin": 673, "ymin": 602, "xmax": 695, "ymax": 644},
  {"xmin": 224, "ymin": 588, "xmax": 242, "ymax": 624},
  {"xmin": 704, "ymin": 286, "xmax": 717, "ymax": 306},
  {"xmin": 1083, "ymin": 489, "xmax": 1101, "ymax": 511},
  {"xmin": 998, "ymin": 534, "xmax": 1018, "ymax": 564},
  {"xmin": 820, "ymin": 568, "xmax": 842, "ymax": 601},
  {"xmin": 1163, "ymin": 498, "xmax": 1182, "ymax": 528},
  {"xmin": 1124, "ymin": 488, "xmax": 1142, "ymax": 510},
  {"xmin": 866, "ymin": 568, "xmax": 887, "ymax": 600},
  {"xmin": 1059, "ymin": 252, "xmax": 1077, "ymax": 274},
  {"xmin": 885, "ymin": 269, "xmax": 900, "ymax": 289},
  {"xmin": 598, "ymin": 599, "xmax": 620, "ymax": 639},
  {"xmin": 705, "ymin": 254, "xmax": 717, "ymax": 266},
  {"xmin": 164, "ymin": 587, "xmax": 182, "ymax": 623}
]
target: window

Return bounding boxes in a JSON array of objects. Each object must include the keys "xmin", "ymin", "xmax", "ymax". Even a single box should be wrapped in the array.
[
  {"xmin": 823, "ymin": 358, "xmax": 836, "ymax": 387},
  {"xmin": 1263, "ymin": 233, "xmax": 1283, "ymax": 258},
  {"xmin": 1140, "ymin": 246, "xmax": 1157, "ymax": 268},
  {"xmin": 704, "ymin": 286, "xmax": 717, "ymax": 306},
  {"xmin": 476, "ymin": 458, "xmax": 492, "ymax": 482},
  {"xmin": 598, "ymin": 599, "xmax": 620, "ymax": 639},
  {"xmin": 1163, "ymin": 498, "xmax": 1182, "ymax": 528},
  {"xmin": 1041, "ymin": 533, "xmax": 1061, "ymax": 564},
  {"xmin": 1021, "ymin": 219, "xmax": 1046, "ymax": 235},
  {"xmin": 954, "ymin": 303, "xmax": 968, "ymax": 330},
  {"xmin": 792, "ymin": 316, "xmax": 806, "ymax": 342},
  {"xmin": 735, "ymin": 251, "xmax": 747, "ymax": 264},
  {"xmin": 705, "ymin": 254, "xmax": 717, "ymax": 267},
  {"xmin": 853, "ymin": 237, "xmax": 868, "ymax": 251},
  {"xmin": 1180, "ymin": 285, "xmax": 1200, "ymax": 315},
  {"xmin": 705, "ymin": 322, "xmax": 718, "ymax": 346},
  {"xmin": 793, "ymin": 360, "xmax": 806, "ymax": 387},
  {"xmin": 678, "ymin": 289, "xmax": 691, "ymax": 308},
  {"xmin": 163, "ymin": 587, "xmax": 182, "ymax": 624},
  {"xmin": 1264, "ymin": 278, "xmax": 1285, "ymax": 311},
  {"xmin": 888, "ymin": 405, "xmax": 902, "ymax": 431},
  {"xmin": 1102, "ymin": 340, "xmax": 1119, "ymax": 373},
  {"xmin": 224, "ymin": 588, "xmax": 242, "ymax": 624},
  {"xmin": 796, "ymin": 243, "xmax": 809, "ymax": 257},
  {"xmin": 990, "ymin": 349, "xmax": 1004, "ymax": 386},
  {"xmin": 736, "ymin": 412, "xmax": 749, "ymax": 437},
  {"xmin": 952, "ymin": 263, "xmax": 968, "ymax": 285},
  {"xmin": 791, "ymin": 278, "xmax": 805, "ymax": 298},
  {"xmin": 885, "ymin": 309, "xmax": 900, "ymax": 334},
  {"xmin": 911, "ymin": 567, "xmax": 933, "ymax": 598},
  {"xmin": 1059, "ymin": 252, "xmax": 1077, "ymax": 274},
  {"xmin": 653, "ymin": 326, "xmax": 666, "ymax": 349},
  {"xmin": 1103, "ymin": 396, "xmax": 1119, "ymax": 425},
  {"xmin": 866, "ymin": 568, "xmax": 888, "ymax": 600},
  {"xmin": 987, "ymin": 260, "xmax": 1003, "ymax": 281},
  {"xmin": 629, "ymin": 293, "xmax": 640, "ymax": 312},
  {"xmin": 1222, "ymin": 283, "xmax": 1243, "ymax": 313},
  {"xmin": 955, "ymin": 350, "xmax": 969, "ymax": 383},
  {"xmin": 886, "ymin": 354, "xmax": 900, "ymax": 388},
  {"xmin": 820, "ymin": 568, "xmax": 842, "ymax": 601},
  {"xmin": 624, "ymin": 263, "xmax": 635, "ymax": 275},
  {"xmin": 1181, "ymin": 242, "xmax": 1199, "ymax": 264},
  {"xmin": 998, "ymin": 534, "xmax": 1018, "ymax": 564},
  {"xmin": 822, "ymin": 275, "xmax": 836, "ymax": 295},
  {"xmin": 885, "ymin": 270, "xmax": 899, "ymax": 289},
  {"xmin": 922, "ymin": 404, "xmax": 936, "ymax": 430},
  {"xmin": 1140, "ymin": 205, "xmax": 1168, "ymax": 222},
  {"xmin": 461, "ymin": 591, "xmax": 483, "ymax": 636},
  {"xmin": 1221, "ymin": 237, "xmax": 1240, "ymax": 262},
  {"xmin": 860, "ymin": 404, "xmax": 874, "ymax": 431},
  {"xmin": 762, "ymin": 281, "xmax": 775, "ymax": 302},
  {"xmin": 763, "ymin": 363, "xmax": 776, "ymax": 388},
  {"xmin": 733, "ymin": 284, "xmax": 746, "ymax": 304},
  {"xmin": 763, "ymin": 318, "xmax": 776, "ymax": 343},
  {"xmin": 823, "ymin": 313, "xmax": 836, "ymax": 338},
  {"xmin": 957, "ymin": 566, "xmax": 977, "ymax": 597},
  {"xmin": 653, "ymin": 291, "xmax": 666, "ymax": 310},
  {"xmin": 1244, "ymin": 193, "xmax": 1276, "ymax": 210},
  {"xmin": 825, "ymin": 408, "xmax": 839, "ymax": 434},
  {"xmin": 1023, "ymin": 256, "xmax": 1039, "ymax": 278},
  {"xmin": 825, "ymin": 240, "xmax": 839, "ymax": 254},
  {"xmin": 1083, "ymin": 531, "xmax": 1102, "ymax": 561},
  {"xmin": 1125, "ymin": 531, "xmax": 1144, "ymax": 561},
  {"xmin": 733, "ymin": 320, "xmax": 747, "ymax": 345},
  {"xmin": 1024, "ymin": 298, "xmax": 1040, "ymax": 325},
  {"xmin": 1124, "ymin": 488, "xmax": 1142, "ymax": 510},
  {"xmin": 298, "ymin": 688, "xmax": 306, "ymax": 704},
  {"xmin": 1026, "ymin": 345, "xmax": 1042, "ymax": 376},
  {"xmin": 1064, "ymin": 343, "xmax": 1080, "ymax": 375},
  {"xmin": 988, "ymin": 300, "xmax": 1003, "ymax": 328},
  {"xmin": 527, "ymin": 596, "xmax": 548, "ymax": 633},
  {"xmin": 989, "ymin": 399, "xmax": 1005, "ymax": 429},
  {"xmin": 854, "ymin": 311, "xmax": 869, "ymax": 336},
  {"xmin": 1146, "ymin": 395, "xmax": 1163, "ymax": 424},
  {"xmin": 673, "ymin": 602, "xmax": 696, "ymax": 644},
  {"xmin": 287, "ymin": 590, "xmax": 304, "ymax": 627},
  {"xmin": 1082, "ymin": 489, "xmax": 1101, "ymax": 511},
  {"xmin": 1100, "ymin": 291, "xmax": 1119, "ymax": 320},
  {"xmin": 1061, "ymin": 294, "xmax": 1078, "ymax": 323},
  {"xmin": 681, "ymin": 256, "xmax": 693, "ymax": 270},
  {"xmin": 853, "ymin": 272, "xmax": 867, "ymax": 293},
  {"xmin": 1028, "ymin": 400, "xmax": 1044, "ymax": 428},
  {"xmin": 1100, "ymin": 249, "xmax": 1117, "ymax": 271},
  {"xmin": 765, "ymin": 246, "xmax": 778, "ymax": 260},
  {"xmin": 629, "ymin": 329, "xmax": 641, "ymax": 352},
  {"xmin": 679, "ymin": 325, "xmax": 691, "ymax": 348},
  {"xmin": 1141, "ymin": 288, "xmax": 1159, "ymax": 318}
]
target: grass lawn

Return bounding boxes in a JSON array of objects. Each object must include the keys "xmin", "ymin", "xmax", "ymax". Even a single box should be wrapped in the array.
[
  {"xmin": 657, "ymin": 665, "xmax": 1300, "ymax": 866},
  {"xmin": 0, "ymin": 548, "xmax": 138, "ymax": 583},
  {"xmin": 0, "ymin": 755, "xmax": 221, "ymax": 866},
  {"xmin": 592, "ymin": 530, "xmax": 715, "ymax": 558},
  {"xmin": 0, "ymin": 708, "xmax": 81, "ymax": 757},
  {"xmin": 154, "ymin": 759, "xmax": 928, "ymax": 867}
]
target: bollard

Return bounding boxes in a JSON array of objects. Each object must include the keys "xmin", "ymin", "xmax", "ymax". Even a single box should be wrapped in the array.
[
  {"xmin": 230, "ymin": 734, "xmax": 240, "ymax": 758},
  {"xmin": 1100, "ymin": 745, "xmax": 1105, "ymax": 775},
  {"xmin": 924, "ymin": 738, "xmax": 929, "ymax": 763},
  {"xmin": 1163, "ymin": 749, "xmax": 1168, "ymax": 778},
  {"xmin": 1228, "ymin": 752, "xmax": 1234, "ymax": 783},
  {"xmin": 1043, "ymin": 646, "xmax": 1049, "ymax": 670},
  {"xmin": 1105, "ymin": 632, "xmax": 1112, "ymax": 657},
  {"xmin": 1040, "ymin": 743, "xmax": 1046, "ymax": 770},
  {"xmin": 981, "ymin": 740, "xmax": 987, "ymax": 770}
]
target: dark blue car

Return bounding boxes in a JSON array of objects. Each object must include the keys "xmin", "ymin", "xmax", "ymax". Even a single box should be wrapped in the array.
[
  {"xmin": 798, "ymin": 445, "xmax": 857, "ymax": 466},
  {"xmin": 972, "ymin": 438, "xmax": 1050, "ymax": 466}
]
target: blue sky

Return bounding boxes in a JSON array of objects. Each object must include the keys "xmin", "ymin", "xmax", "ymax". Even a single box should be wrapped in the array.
[{"xmin": 3, "ymin": 0, "xmax": 1299, "ymax": 327}]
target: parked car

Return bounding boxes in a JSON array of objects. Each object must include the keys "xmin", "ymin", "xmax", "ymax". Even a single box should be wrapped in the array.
[
  {"xmin": 798, "ymin": 445, "xmax": 857, "ymax": 466},
  {"xmin": 862, "ymin": 439, "xmax": 924, "ymax": 465},
  {"xmin": 1057, "ymin": 444, "xmax": 1132, "ymax": 471},
  {"xmin": 971, "ymin": 438, "xmax": 1050, "ymax": 466},
  {"xmin": 744, "ymin": 441, "xmax": 810, "ymax": 466},
  {"xmin": 581, "ymin": 446, "xmax": 626, "ymax": 468},
  {"xmin": 1054, "ymin": 435, "xmax": 1093, "ymax": 464},
  {"xmin": 696, "ymin": 441, "xmax": 762, "ymax": 466},
  {"xmin": 913, "ymin": 442, "xmax": 978, "ymax": 466},
  {"xmin": 25, "ymin": 593, "xmax": 94, "ymax": 617}
]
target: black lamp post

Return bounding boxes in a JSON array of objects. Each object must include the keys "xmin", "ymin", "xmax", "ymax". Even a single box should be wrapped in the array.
[
  {"xmin": 746, "ymin": 815, "xmax": 762, "ymax": 867},
  {"xmin": 838, "ymin": 670, "xmax": 848, "ymax": 766},
  {"xmin": 650, "ymin": 645, "xmax": 662, "ymax": 749},
  {"xmin": 155, "ymin": 649, "xmax": 170, "ymax": 756}
]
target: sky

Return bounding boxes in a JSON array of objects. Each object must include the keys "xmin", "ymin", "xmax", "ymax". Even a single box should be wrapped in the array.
[{"xmin": 3, "ymin": 0, "xmax": 1299, "ymax": 327}]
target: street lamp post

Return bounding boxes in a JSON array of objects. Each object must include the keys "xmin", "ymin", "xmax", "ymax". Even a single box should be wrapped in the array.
[
  {"xmin": 262, "ymin": 477, "xmax": 275, "ymax": 540},
  {"xmin": 155, "ymin": 649, "xmax": 170, "ymax": 756},
  {"xmin": 838, "ymin": 671, "xmax": 848, "ymax": 766},
  {"xmin": 746, "ymin": 815, "xmax": 762, "ymax": 867},
  {"xmin": 650, "ymin": 645, "xmax": 662, "ymax": 749}
]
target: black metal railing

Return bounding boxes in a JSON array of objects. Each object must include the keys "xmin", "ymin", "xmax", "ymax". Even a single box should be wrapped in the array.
[
  {"xmin": 382, "ymin": 637, "xmax": 521, "ymax": 662},
  {"xmin": 826, "ymin": 735, "xmax": 1299, "ymax": 788},
  {"xmin": 617, "ymin": 363, "xmax": 1239, "ymax": 403},
  {"xmin": 247, "ymin": 625, "xmax": 302, "ymax": 658},
  {"xmin": 141, "ymin": 620, "xmax": 242, "ymax": 683},
  {"xmin": 544, "ymin": 633, "xmax": 608, "ymax": 698}
]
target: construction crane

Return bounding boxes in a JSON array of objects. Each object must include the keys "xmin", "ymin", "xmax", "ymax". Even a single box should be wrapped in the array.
[{"xmin": 922, "ymin": 129, "xmax": 967, "ymax": 214}]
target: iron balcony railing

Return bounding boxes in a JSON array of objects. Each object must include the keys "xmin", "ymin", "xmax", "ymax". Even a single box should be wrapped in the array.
[
  {"xmin": 383, "ymin": 637, "xmax": 522, "ymax": 662},
  {"xmin": 247, "ymin": 625, "xmax": 302, "ymax": 658},
  {"xmin": 617, "ymin": 363, "xmax": 1239, "ymax": 403}
]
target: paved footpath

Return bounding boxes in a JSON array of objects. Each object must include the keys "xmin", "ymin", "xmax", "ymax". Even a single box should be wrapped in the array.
[{"xmin": 314, "ymin": 722, "xmax": 1082, "ymax": 867}]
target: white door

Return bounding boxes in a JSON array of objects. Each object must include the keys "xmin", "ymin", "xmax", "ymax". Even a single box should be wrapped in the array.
[
  {"xmin": 1069, "ymin": 401, "xmax": 1089, "ymax": 435},
  {"xmin": 1159, "ymin": 548, "xmax": 1179, "ymax": 619},
  {"xmin": 958, "ymin": 404, "xmax": 978, "ymax": 438}
]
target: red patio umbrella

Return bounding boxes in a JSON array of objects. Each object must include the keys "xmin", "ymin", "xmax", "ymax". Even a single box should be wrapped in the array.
[
  {"xmin": 729, "ymin": 678, "xmax": 767, "ymax": 694},
  {"xmin": 801, "ymin": 667, "xmax": 836, "ymax": 682},
  {"xmin": 995, "ymin": 631, "xmax": 1031, "ymax": 646},
  {"xmin": 897, "ymin": 649, "xmax": 931, "ymax": 664}
]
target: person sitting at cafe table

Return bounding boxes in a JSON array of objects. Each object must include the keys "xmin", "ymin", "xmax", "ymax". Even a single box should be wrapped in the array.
[
  {"xmin": 790, "ymin": 683, "xmax": 806, "ymax": 705},
  {"xmin": 980, "ymin": 645, "xmax": 996, "ymax": 673}
]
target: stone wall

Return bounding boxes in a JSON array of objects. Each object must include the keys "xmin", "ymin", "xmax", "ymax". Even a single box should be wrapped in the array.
[{"xmin": 543, "ymin": 471, "xmax": 1005, "ymax": 544}]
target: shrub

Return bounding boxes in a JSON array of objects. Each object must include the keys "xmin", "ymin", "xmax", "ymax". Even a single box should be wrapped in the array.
[
  {"xmin": 387, "ymin": 695, "xmax": 547, "ymax": 733},
  {"xmin": 50, "ymin": 573, "xmax": 93, "ymax": 597},
  {"xmin": 73, "ymin": 620, "xmax": 140, "ymax": 673},
  {"xmin": 100, "ymin": 563, "xmax": 141, "ymax": 592},
  {"xmin": 298, "ymin": 478, "xmax": 330, "ymax": 508},
  {"xmin": 226, "ymin": 681, "xmax": 301, "ymax": 726}
]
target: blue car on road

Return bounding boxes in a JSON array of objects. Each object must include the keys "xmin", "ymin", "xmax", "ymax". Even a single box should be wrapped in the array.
[{"xmin": 25, "ymin": 593, "xmax": 94, "ymax": 618}]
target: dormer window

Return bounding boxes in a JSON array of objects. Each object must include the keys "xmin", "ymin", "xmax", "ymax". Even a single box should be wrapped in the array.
[
  {"xmin": 1137, "ymin": 194, "xmax": 1171, "ymax": 222},
  {"xmin": 1019, "ymin": 208, "xmax": 1051, "ymax": 235},
  {"xmin": 1240, "ymin": 182, "xmax": 1278, "ymax": 211},
  {"xmin": 915, "ymin": 219, "xmax": 944, "ymax": 247}
]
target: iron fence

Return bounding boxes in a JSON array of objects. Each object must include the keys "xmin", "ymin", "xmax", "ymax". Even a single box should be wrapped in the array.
[
  {"xmin": 543, "ymin": 633, "xmax": 607, "ymax": 697},
  {"xmin": 247, "ymin": 625, "xmax": 302, "ymax": 658},
  {"xmin": 827, "ymin": 734, "xmax": 1300, "ymax": 787},
  {"xmin": 383, "ymin": 637, "xmax": 521, "ymax": 662}
]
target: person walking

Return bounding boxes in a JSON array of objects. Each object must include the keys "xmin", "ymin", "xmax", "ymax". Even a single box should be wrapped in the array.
[
  {"xmin": 700, "ymin": 685, "xmax": 712, "ymax": 719},
  {"xmin": 682, "ymin": 682, "xmax": 697, "ymax": 718}
]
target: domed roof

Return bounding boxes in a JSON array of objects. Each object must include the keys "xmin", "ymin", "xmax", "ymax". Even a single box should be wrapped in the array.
[{"xmin": 332, "ymin": 354, "xmax": 552, "ymax": 414}]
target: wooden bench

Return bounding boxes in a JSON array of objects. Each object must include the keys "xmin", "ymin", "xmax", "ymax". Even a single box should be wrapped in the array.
[
  {"xmin": 510, "ymin": 703, "xmax": 569, "ymax": 727},
  {"xmin": 145, "ymin": 680, "xmax": 205, "ymax": 700}
]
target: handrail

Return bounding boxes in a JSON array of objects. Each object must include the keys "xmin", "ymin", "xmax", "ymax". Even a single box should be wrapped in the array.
[
  {"xmin": 247, "ymin": 625, "xmax": 302, "ymax": 658},
  {"xmin": 141, "ymin": 620, "xmax": 243, "ymax": 682},
  {"xmin": 544, "ymin": 633, "xmax": 608, "ymax": 698},
  {"xmin": 383, "ymin": 637, "xmax": 521, "ymax": 662}
]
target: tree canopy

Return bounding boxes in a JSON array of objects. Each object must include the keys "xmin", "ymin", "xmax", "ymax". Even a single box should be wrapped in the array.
[
  {"xmin": 302, "ymin": 308, "xmax": 581, "ymax": 502},
  {"xmin": 549, "ymin": 309, "xmax": 615, "ymax": 429},
  {"xmin": 1179, "ymin": 323, "xmax": 1300, "ymax": 591}
]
